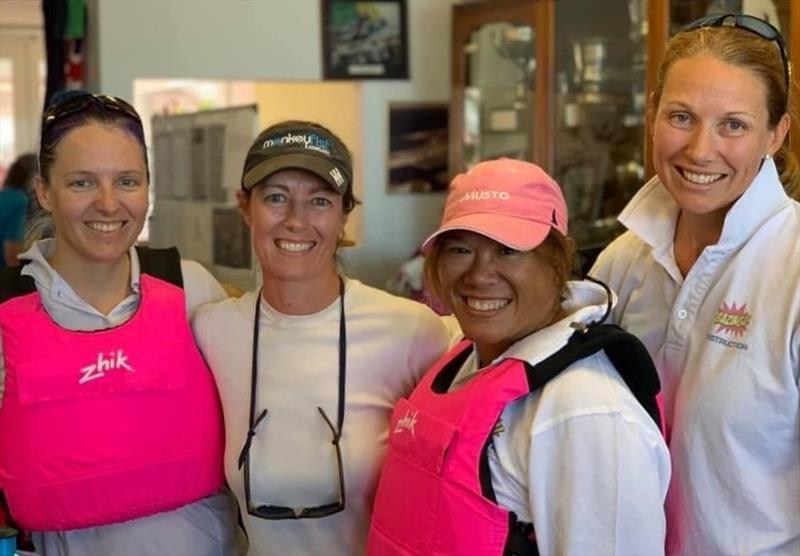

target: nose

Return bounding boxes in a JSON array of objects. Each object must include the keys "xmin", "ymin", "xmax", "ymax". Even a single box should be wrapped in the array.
[
  {"xmin": 463, "ymin": 252, "xmax": 499, "ymax": 288},
  {"xmin": 685, "ymin": 125, "xmax": 716, "ymax": 164},
  {"xmin": 283, "ymin": 199, "xmax": 308, "ymax": 231},
  {"xmin": 94, "ymin": 183, "xmax": 120, "ymax": 214}
]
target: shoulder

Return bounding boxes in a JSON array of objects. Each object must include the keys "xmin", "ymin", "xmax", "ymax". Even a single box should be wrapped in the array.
[
  {"xmin": 192, "ymin": 291, "xmax": 254, "ymax": 345},
  {"xmin": 591, "ymin": 231, "xmax": 650, "ymax": 279},
  {"xmin": 347, "ymin": 279, "xmax": 450, "ymax": 354},
  {"xmin": 194, "ymin": 290, "xmax": 253, "ymax": 326},
  {"xmin": 179, "ymin": 259, "xmax": 227, "ymax": 314},
  {"xmin": 349, "ymin": 279, "xmax": 444, "ymax": 324},
  {"xmin": 530, "ymin": 351, "xmax": 659, "ymax": 437}
]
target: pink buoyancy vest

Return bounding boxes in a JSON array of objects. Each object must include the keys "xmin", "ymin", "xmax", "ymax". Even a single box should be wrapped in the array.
[
  {"xmin": 0, "ymin": 274, "xmax": 224, "ymax": 531},
  {"xmin": 368, "ymin": 340, "xmax": 535, "ymax": 556}
]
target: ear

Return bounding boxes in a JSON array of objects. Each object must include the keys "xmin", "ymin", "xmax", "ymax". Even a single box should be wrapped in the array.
[
  {"xmin": 236, "ymin": 189, "xmax": 252, "ymax": 227},
  {"xmin": 767, "ymin": 112, "xmax": 791, "ymax": 155},
  {"xmin": 34, "ymin": 176, "xmax": 52, "ymax": 212}
]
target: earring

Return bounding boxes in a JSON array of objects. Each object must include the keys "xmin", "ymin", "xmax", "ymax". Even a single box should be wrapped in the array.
[{"xmin": 764, "ymin": 153, "xmax": 773, "ymax": 161}]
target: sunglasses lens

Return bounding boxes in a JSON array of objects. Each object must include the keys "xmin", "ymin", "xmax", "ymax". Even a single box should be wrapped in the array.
[
  {"xmin": 254, "ymin": 505, "xmax": 297, "ymax": 519},
  {"xmin": 301, "ymin": 502, "xmax": 344, "ymax": 518}
]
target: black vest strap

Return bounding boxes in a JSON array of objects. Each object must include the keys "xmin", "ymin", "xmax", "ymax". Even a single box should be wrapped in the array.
[
  {"xmin": 524, "ymin": 324, "xmax": 662, "ymax": 429},
  {"xmin": 504, "ymin": 512, "xmax": 538, "ymax": 556},
  {"xmin": 135, "ymin": 246, "xmax": 183, "ymax": 288},
  {"xmin": 0, "ymin": 246, "xmax": 184, "ymax": 305},
  {"xmin": 0, "ymin": 265, "xmax": 35, "ymax": 304}
]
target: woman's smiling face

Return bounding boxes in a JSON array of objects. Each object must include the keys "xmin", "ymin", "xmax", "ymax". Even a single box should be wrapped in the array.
[
  {"xmin": 241, "ymin": 168, "xmax": 345, "ymax": 286},
  {"xmin": 436, "ymin": 230, "xmax": 563, "ymax": 365},
  {"xmin": 652, "ymin": 54, "xmax": 788, "ymax": 218}
]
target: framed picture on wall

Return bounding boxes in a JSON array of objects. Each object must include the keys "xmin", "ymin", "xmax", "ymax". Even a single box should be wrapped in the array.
[
  {"xmin": 321, "ymin": 0, "xmax": 409, "ymax": 80},
  {"xmin": 387, "ymin": 102, "xmax": 448, "ymax": 194}
]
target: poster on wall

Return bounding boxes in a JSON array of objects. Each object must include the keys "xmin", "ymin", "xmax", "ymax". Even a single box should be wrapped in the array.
[
  {"xmin": 387, "ymin": 102, "xmax": 448, "ymax": 193},
  {"xmin": 321, "ymin": 0, "xmax": 408, "ymax": 79},
  {"xmin": 213, "ymin": 207, "xmax": 251, "ymax": 269}
]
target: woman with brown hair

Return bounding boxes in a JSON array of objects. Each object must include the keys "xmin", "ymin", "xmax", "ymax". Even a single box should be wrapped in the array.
[{"xmin": 592, "ymin": 14, "xmax": 799, "ymax": 554}]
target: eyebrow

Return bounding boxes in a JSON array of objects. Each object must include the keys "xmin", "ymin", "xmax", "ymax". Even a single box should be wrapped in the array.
[
  {"xmin": 261, "ymin": 182, "xmax": 337, "ymax": 195},
  {"xmin": 61, "ymin": 169, "xmax": 145, "ymax": 177},
  {"xmin": 662, "ymin": 101, "xmax": 756, "ymax": 118}
]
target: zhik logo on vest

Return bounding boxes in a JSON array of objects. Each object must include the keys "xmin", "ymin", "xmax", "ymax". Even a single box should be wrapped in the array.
[
  {"xmin": 79, "ymin": 349, "xmax": 135, "ymax": 384},
  {"xmin": 394, "ymin": 409, "xmax": 418, "ymax": 437},
  {"xmin": 706, "ymin": 301, "xmax": 750, "ymax": 351}
]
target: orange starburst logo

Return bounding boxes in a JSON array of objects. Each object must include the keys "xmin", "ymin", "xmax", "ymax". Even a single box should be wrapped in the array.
[{"xmin": 713, "ymin": 301, "xmax": 751, "ymax": 337}]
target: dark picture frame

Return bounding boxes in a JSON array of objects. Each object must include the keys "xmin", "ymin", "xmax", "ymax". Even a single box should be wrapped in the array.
[
  {"xmin": 321, "ymin": 0, "xmax": 409, "ymax": 80},
  {"xmin": 387, "ymin": 102, "xmax": 449, "ymax": 194}
]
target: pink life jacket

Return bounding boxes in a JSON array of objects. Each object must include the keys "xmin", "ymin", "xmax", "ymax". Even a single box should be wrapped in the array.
[
  {"xmin": 368, "ymin": 324, "xmax": 663, "ymax": 556},
  {"xmin": 0, "ymin": 259, "xmax": 224, "ymax": 531}
]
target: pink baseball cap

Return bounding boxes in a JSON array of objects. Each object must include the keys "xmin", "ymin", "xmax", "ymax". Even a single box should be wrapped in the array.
[{"xmin": 422, "ymin": 158, "xmax": 568, "ymax": 252}]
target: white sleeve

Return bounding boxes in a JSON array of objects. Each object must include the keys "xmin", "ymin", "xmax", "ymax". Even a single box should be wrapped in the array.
[
  {"xmin": 528, "ymin": 412, "xmax": 669, "ymax": 556},
  {"xmin": 403, "ymin": 306, "xmax": 451, "ymax": 392},
  {"xmin": 180, "ymin": 260, "xmax": 227, "ymax": 319}
]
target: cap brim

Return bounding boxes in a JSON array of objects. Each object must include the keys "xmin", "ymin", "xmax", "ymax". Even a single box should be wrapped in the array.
[
  {"xmin": 242, "ymin": 153, "xmax": 347, "ymax": 194},
  {"xmin": 421, "ymin": 213, "xmax": 551, "ymax": 253}
]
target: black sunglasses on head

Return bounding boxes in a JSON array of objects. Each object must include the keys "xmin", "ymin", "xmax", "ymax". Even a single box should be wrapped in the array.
[
  {"xmin": 681, "ymin": 13, "xmax": 790, "ymax": 92},
  {"xmin": 41, "ymin": 93, "xmax": 141, "ymax": 138}
]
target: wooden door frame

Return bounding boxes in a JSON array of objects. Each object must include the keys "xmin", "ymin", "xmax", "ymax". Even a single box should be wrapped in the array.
[{"xmin": 449, "ymin": 0, "xmax": 554, "ymax": 178}]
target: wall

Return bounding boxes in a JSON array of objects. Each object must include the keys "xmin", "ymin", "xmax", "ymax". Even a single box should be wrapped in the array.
[{"xmin": 94, "ymin": 0, "xmax": 458, "ymax": 287}]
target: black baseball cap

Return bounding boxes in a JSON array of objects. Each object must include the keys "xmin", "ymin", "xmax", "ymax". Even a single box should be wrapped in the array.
[{"xmin": 241, "ymin": 121, "xmax": 353, "ymax": 194}]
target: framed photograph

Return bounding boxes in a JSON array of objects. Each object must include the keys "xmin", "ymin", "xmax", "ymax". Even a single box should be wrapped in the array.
[
  {"xmin": 387, "ymin": 103, "xmax": 448, "ymax": 194},
  {"xmin": 321, "ymin": 0, "xmax": 409, "ymax": 80}
]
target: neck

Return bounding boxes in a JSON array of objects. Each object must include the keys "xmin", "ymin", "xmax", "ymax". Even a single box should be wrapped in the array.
[
  {"xmin": 48, "ymin": 245, "xmax": 133, "ymax": 315},
  {"xmin": 673, "ymin": 209, "xmax": 726, "ymax": 276},
  {"xmin": 260, "ymin": 269, "xmax": 341, "ymax": 315},
  {"xmin": 474, "ymin": 305, "xmax": 567, "ymax": 367}
]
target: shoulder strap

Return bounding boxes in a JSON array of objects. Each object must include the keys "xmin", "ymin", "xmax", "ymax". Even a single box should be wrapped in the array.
[
  {"xmin": 0, "ymin": 263, "xmax": 36, "ymax": 304},
  {"xmin": 524, "ymin": 324, "xmax": 662, "ymax": 429},
  {"xmin": 135, "ymin": 246, "xmax": 183, "ymax": 288}
]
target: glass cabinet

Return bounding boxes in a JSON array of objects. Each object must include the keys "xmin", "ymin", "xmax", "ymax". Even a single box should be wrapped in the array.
[{"xmin": 450, "ymin": 0, "xmax": 799, "ymax": 258}]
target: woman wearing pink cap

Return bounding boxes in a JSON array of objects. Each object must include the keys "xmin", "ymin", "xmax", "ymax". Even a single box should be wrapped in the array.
[{"xmin": 367, "ymin": 158, "xmax": 670, "ymax": 555}]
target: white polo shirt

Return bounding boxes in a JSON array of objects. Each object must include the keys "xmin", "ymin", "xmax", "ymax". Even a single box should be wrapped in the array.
[{"xmin": 591, "ymin": 159, "xmax": 800, "ymax": 555}]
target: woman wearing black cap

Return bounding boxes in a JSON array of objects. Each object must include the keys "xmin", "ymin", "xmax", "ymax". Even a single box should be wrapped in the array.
[{"xmin": 192, "ymin": 120, "xmax": 450, "ymax": 555}]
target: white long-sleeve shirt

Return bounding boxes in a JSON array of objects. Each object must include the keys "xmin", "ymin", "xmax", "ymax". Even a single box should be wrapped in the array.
[
  {"xmin": 591, "ymin": 158, "xmax": 800, "ymax": 555},
  {"xmin": 450, "ymin": 280, "xmax": 671, "ymax": 555}
]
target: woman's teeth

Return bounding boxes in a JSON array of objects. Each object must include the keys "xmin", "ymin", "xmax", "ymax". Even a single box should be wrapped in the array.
[
  {"xmin": 681, "ymin": 170, "xmax": 723, "ymax": 185},
  {"xmin": 466, "ymin": 297, "xmax": 510, "ymax": 311},
  {"xmin": 86, "ymin": 221, "xmax": 123, "ymax": 232},
  {"xmin": 276, "ymin": 240, "xmax": 314, "ymax": 252}
]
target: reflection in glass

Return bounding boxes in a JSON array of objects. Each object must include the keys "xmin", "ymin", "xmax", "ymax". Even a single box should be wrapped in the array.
[
  {"xmin": 462, "ymin": 22, "xmax": 535, "ymax": 170},
  {"xmin": 553, "ymin": 0, "xmax": 647, "ymax": 253}
]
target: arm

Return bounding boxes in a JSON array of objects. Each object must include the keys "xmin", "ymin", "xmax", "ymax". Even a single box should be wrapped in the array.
[
  {"xmin": 403, "ymin": 306, "xmax": 451, "ymax": 392},
  {"xmin": 179, "ymin": 260, "xmax": 227, "ymax": 318},
  {"xmin": 528, "ymin": 403, "xmax": 670, "ymax": 554}
]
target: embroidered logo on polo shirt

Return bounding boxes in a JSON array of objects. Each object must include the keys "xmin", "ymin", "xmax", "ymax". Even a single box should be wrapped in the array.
[{"xmin": 706, "ymin": 301, "xmax": 750, "ymax": 351}]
